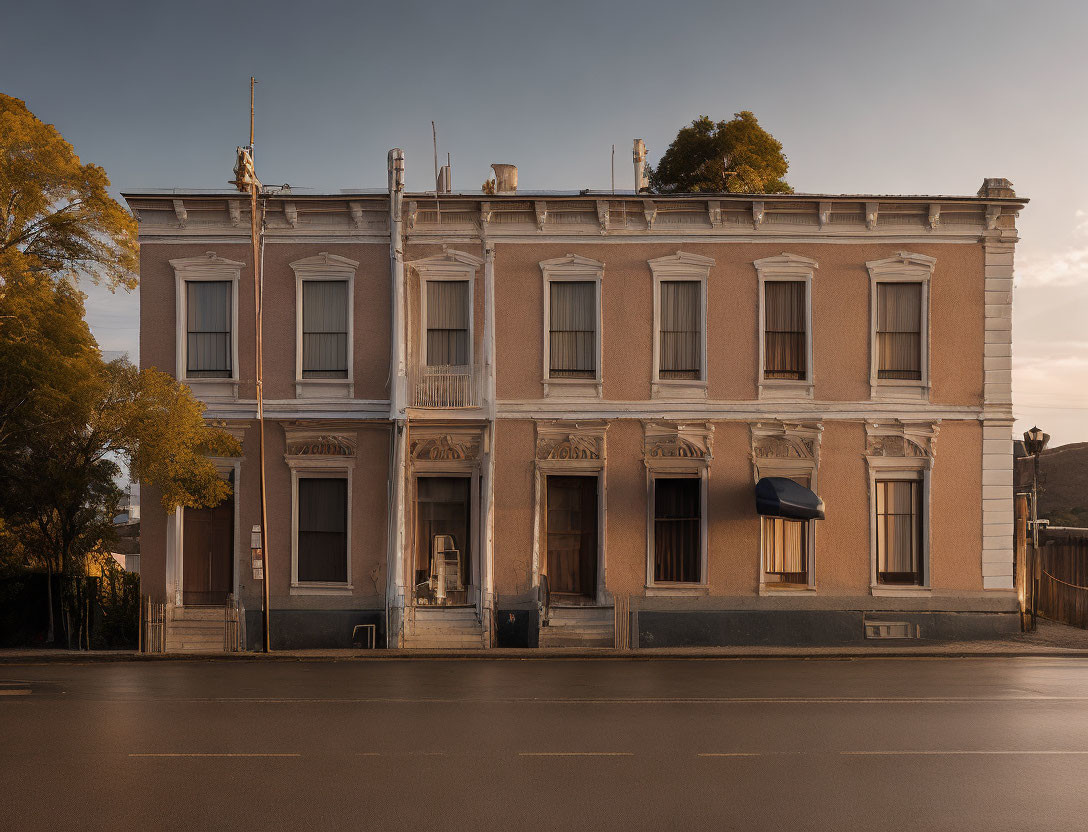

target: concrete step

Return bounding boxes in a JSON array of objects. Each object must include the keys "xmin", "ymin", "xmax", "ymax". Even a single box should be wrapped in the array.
[
  {"xmin": 540, "ymin": 606, "xmax": 615, "ymax": 648},
  {"xmin": 170, "ymin": 606, "xmax": 229, "ymax": 622}
]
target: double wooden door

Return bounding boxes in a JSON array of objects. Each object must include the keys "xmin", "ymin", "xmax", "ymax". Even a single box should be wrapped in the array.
[{"xmin": 182, "ymin": 493, "xmax": 234, "ymax": 606}]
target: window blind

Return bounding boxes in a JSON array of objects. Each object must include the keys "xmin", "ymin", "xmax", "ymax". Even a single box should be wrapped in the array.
[
  {"xmin": 302, "ymin": 280, "xmax": 349, "ymax": 378},
  {"xmin": 654, "ymin": 477, "xmax": 701, "ymax": 583},
  {"xmin": 426, "ymin": 281, "xmax": 470, "ymax": 366},
  {"xmin": 297, "ymin": 478, "xmax": 348, "ymax": 584},
  {"xmin": 764, "ymin": 281, "xmax": 806, "ymax": 380},
  {"xmin": 659, "ymin": 281, "xmax": 700, "ymax": 379},
  {"xmin": 549, "ymin": 281, "xmax": 596, "ymax": 378},
  {"xmin": 876, "ymin": 283, "xmax": 922, "ymax": 380},
  {"xmin": 186, "ymin": 281, "xmax": 231, "ymax": 378},
  {"xmin": 876, "ymin": 478, "xmax": 922, "ymax": 584}
]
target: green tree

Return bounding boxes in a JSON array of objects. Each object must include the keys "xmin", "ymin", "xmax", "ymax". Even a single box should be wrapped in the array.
[
  {"xmin": 0, "ymin": 94, "xmax": 137, "ymax": 290},
  {"xmin": 649, "ymin": 112, "xmax": 793, "ymax": 194}
]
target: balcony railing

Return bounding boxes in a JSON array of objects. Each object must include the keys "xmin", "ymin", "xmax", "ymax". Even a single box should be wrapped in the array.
[{"xmin": 411, "ymin": 364, "xmax": 481, "ymax": 409}]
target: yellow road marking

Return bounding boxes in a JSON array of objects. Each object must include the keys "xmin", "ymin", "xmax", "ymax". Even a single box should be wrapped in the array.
[{"xmin": 129, "ymin": 753, "xmax": 301, "ymax": 758}]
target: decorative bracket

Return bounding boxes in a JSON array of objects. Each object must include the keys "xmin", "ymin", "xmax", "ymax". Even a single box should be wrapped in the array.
[
  {"xmin": 928, "ymin": 203, "xmax": 941, "ymax": 231},
  {"xmin": 406, "ymin": 201, "xmax": 418, "ymax": 231},
  {"xmin": 596, "ymin": 200, "xmax": 609, "ymax": 234},
  {"xmin": 752, "ymin": 200, "xmax": 765, "ymax": 229},
  {"xmin": 534, "ymin": 201, "xmax": 548, "ymax": 231},
  {"xmin": 866, "ymin": 202, "xmax": 879, "ymax": 231},
  {"xmin": 479, "ymin": 201, "xmax": 492, "ymax": 229},
  {"xmin": 818, "ymin": 201, "xmax": 832, "ymax": 230},
  {"xmin": 172, "ymin": 199, "xmax": 187, "ymax": 227},
  {"xmin": 349, "ymin": 201, "xmax": 365, "ymax": 230},
  {"xmin": 227, "ymin": 200, "xmax": 241, "ymax": 227},
  {"xmin": 283, "ymin": 202, "xmax": 298, "ymax": 228},
  {"xmin": 985, "ymin": 204, "xmax": 1002, "ymax": 230},
  {"xmin": 707, "ymin": 200, "xmax": 722, "ymax": 228},
  {"xmin": 643, "ymin": 199, "xmax": 657, "ymax": 229}
]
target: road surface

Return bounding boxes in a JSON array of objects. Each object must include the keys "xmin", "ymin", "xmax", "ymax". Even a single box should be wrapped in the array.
[{"xmin": 3, "ymin": 657, "xmax": 1087, "ymax": 830}]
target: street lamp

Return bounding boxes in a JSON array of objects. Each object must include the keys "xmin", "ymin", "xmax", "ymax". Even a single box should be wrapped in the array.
[{"xmin": 1024, "ymin": 426, "xmax": 1049, "ymax": 549}]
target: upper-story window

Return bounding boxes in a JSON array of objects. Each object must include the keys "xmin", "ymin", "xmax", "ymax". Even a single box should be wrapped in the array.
[
  {"xmin": 648, "ymin": 252, "xmax": 713, "ymax": 400},
  {"xmin": 540, "ymin": 254, "xmax": 604, "ymax": 398},
  {"xmin": 754, "ymin": 254, "xmax": 816, "ymax": 400},
  {"xmin": 301, "ymin": 280, "xmax": 349, "ymax": 378},
  {"xmin": 875, "ymin": 283, "xmax": 922, "ymax": 380},
  {"xmin": 186, "ymin": 281, "xmax": 232, "ymax": 378},
  {"xmin": 426, "ymin": 280, "xmax": 470, "ymax": 367},
  {"xmin": 866, "ymin": 252, "xmax": 935, "ymax": 401},
  {"xmin": 549, "ymin": 281, "xmax": 596, "ymax": 378},
  {"xmin": 291, "ymin": 253, "xmax": 358, "ymax": 399},
  {"xmin": 172, "ymin": 253, "xmax": 244, "ymax": 399}
]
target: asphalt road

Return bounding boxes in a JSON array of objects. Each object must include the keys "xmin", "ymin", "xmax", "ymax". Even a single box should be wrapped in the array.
[{"xmin": 3, "ymin": 658, "xmax": 1088, "ymax": 831}]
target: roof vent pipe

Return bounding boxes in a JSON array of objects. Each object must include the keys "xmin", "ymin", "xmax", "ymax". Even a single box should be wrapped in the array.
[
  {"xmin": 633, "ymin": 139, "xmax": 648, "ymax": 193},
  {"xmin": 438, "ymin": 165, "xmax": 452, "ymax": 193},
  {"xmin": 491, "ymin": 164, "xmax": 517, "ymax": 194}
]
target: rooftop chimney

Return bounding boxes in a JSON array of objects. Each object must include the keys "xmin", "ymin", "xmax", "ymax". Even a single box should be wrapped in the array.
[
  {"xmin": 491, "ymin": 163, "xmax": 518, "ymax": 194},
  {"xmin": 437, "ymin": 165, "xmax": 452, "ymax": 193},
  {"xmin": 977, "ymin": 178, "xmax": 1016, "ymax": 198},
  {"xmin": 633, "ymin": 139, "xmax": 648, "ymax": 193}
]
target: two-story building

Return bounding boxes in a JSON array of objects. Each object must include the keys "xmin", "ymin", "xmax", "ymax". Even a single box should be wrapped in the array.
[{"xmin": 125, "ymin": 155, "xmax": 1026, "ymax": 650}]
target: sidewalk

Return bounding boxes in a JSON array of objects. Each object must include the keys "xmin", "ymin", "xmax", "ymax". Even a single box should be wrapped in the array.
[{"xmin": 4, "ymin": 621, "xmax": 1088, "ymax": 662}]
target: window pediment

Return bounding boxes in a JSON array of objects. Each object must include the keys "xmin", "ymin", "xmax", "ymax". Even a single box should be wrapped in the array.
[{"xmin": 865, "ymin": 421, "xmax": 939, "ymax": 460}]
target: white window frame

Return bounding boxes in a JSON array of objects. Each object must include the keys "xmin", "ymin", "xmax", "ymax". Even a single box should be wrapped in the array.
[
  {"xmin": 867, "ymin": 252, "xmax": 935, "ymax": 402},
  {"xmin": 540, "ymin": 254, "xmax": 605, "ymax": 398},
  {"xmin": 649, "ymin": 251, "xmax": 714, "ymax": 400},
  {"xmin": 755, "ymin": 462, "xmax": 818, "ymax": 593},
  {"xmin": 172, "ymin": 253, "xmax": 243, "ymax": 400},
  {"xmin": 291, "ymin": 253, "xmax": 358, "ymax": 399},
  {"xmin": 288, "ymin": 460, "xmax": 354, "ymax": 595},
  {"xmin": 754, "ymin": 253, "xmax": 816, "ymax": 400},
  {"xmin": 867, "ymin": 460, "xmax": 931, "ymax": 596}
]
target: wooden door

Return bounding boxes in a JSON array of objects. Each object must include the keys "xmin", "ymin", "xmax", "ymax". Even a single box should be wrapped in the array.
[
  {"xmin": 546, "ymin": 476, "xmax": 598, "ymax": 598},
  {"xmin": 183, "ymin": 494, "xmax": 234, "ymax": 606}
]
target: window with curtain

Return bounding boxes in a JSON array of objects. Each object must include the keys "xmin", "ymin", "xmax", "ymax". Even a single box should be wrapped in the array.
[
  {"xmin": 875, "ymin": 478, "xmax": 923, "ymax": 585},
  {"xmin": 302, "ymin": 280, "xmax": 349, "ymax": 378},
  {"xmin": 426, "ymin": 280, "xmax": 470, "ymax": 366},
  {"xmin": 761, "ymin": 475, "xmax": 811, "ymax": 585},
  {"xmin": 659, "ymin": 281, "xmax": 701, "ymax": 379},
  {"xmin": 654, "ymin": 477, "xmax": 701, "ymax": 583},
  {"xmin": 764, "ymin": 280, "xmax": 806, "ymax": 380},
  {"xmin": 549, "ymin": 281, "xmax": 596, "ymax": 378},
  {"xmin": 186, "ymin": 281, "xmax": 232, "ymax": 378},
  {"xmin": 876, "ymin": 282, "xmax": 922, "ymax": 380},
  {"xmin": 297, "ymin": 477, "xmax": 348, "ymax": 583}
]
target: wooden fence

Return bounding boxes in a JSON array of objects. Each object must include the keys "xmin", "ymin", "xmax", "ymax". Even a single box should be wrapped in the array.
[{"xmin": 1036, "ymin": 539, "xmax": 1088, "ymax": 629}]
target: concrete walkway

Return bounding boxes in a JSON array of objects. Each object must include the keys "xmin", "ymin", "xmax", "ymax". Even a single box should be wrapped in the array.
[{"xmin": 4, "ymin": 620, "xmax": 1088, "ymax": 661}]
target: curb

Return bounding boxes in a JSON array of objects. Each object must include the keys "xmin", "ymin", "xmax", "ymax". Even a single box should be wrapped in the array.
[{"xmin": 5, "ymin": 648, "xmax": 1088, "ymax": 663}]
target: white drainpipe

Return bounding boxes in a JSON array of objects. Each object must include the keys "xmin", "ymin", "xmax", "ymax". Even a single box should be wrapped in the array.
[{"xmin": 482, "ymin": 242, "xmax": 497, "ymax": 641}]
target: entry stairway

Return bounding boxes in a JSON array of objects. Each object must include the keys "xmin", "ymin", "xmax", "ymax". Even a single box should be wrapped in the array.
[
  {"xmin": 403, "ymin": 605, "xmax": 488, "ymax": 649},
  {"xmin": 166, "ymin": 606, "xmax": 229, "ymax": 653},
  {"xmin": 538, "ymin": 605, "xmax": 614, "ymax": 648}
]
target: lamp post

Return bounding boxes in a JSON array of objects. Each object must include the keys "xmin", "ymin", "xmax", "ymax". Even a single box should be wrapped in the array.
[{"xmin": 1023, "ymin": 426, "xmax": 1049, "ymax": 632}]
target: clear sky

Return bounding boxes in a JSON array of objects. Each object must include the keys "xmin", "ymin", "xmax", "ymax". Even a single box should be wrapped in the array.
[{"xmin": 4, "ymin": 0, "xmax": 1086, "ymax": 445}]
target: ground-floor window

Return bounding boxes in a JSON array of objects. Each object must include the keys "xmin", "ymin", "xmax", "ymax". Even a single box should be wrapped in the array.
[
  {"xmin": 415, "ymin": 476, "xmax": 471, "ymax": 605},
  {"xmin": 653, "ymin": 476, "xmax": 701, "ymax": 584},
  {"xmin": 297, "ymin": 477, "xmax": 348, "ymax": 584},
  {"xmin": 546, "ymin": 475, "xmax": 598, "ymax": 599},
  {"xmin": 761, "ymin": 516, "xmax": 808, "ymax": 586},
  {"xmin": 875, "ymin": 477, "xmax": 923, "ymax": 585}
]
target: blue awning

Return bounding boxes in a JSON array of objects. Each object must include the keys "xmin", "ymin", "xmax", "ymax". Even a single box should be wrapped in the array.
[{"xmin": 755, "ymin": 477, "xmax": 825, "ymax": 521}]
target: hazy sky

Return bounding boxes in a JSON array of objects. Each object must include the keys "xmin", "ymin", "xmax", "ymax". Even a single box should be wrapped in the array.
[{"xmin": 3, "ymin": 0, "xmax": 1086, "ymax": 445}]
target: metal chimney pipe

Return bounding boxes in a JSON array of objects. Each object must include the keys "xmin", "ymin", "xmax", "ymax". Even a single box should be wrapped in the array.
[{"xmin": 633, "ymin": 139, "xmax": 648, "ymax": 193}]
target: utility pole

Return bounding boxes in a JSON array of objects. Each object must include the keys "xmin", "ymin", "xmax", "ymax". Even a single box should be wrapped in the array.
[{"xmin": 232, "ymin": 77, "xmax": 271, "ymax": 652}]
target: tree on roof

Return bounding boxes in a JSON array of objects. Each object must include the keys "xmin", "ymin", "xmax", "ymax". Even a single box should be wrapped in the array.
[{"xmin": 649, "ymin": 112, "xmax": 793, "ymax": 195}]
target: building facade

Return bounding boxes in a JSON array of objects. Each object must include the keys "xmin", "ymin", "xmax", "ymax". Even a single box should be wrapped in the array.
[{"xmin": 125, "ymin": 160, "xmax": 1026, "ymax": 649}]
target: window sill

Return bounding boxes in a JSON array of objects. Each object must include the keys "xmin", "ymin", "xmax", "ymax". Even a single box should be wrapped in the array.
[
  {"xmin": 181, "ymin": 378, "xmax": 239, "ymax": 400},
  {"xmin": 759, "ymin": 584, "xmax": 816, "ymax": 596},
  {"xmin": 870, "ymin": 381, "xmax": 929, "ymax": 402},
  {"xmin": 759, "ymin": 380, "xmax": 814, "ymax": 400},
  {"xmin": 295, "ymin": 379, "xmax": 353, "ymax": 399},
  {"xmin": 543, "ymin": 378, "xmax": 602, "ymax": 398},
  {"xmin": 290, "ymin": 583, "xmax": 354, "ymax": 596},
  {"xmin": 645, "ymin": 584, "xmax": 710, "ymax": 596},
  {"xmin": 652, "ymin": 379, "xmax": 707, "ymax": 400},
  {"xmin": 870, "ymin": 585, "xmax": 931, "ymax": 597}
]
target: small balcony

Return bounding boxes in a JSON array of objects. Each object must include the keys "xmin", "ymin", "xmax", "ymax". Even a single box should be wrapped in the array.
[{"xmin": 411, "ymin": 364, "xmax": 482, "ymax": 409}]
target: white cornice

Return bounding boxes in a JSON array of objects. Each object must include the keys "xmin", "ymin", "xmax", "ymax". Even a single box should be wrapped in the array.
[
  {"xmin": 289, "ymin": 251, "xmax": 360, "ymax": 275},
  {"xmin": 866, "ymin": 251, "xmax": 937, "ymax": 276},
  {"xmin": 408, "ymin": 246, "xmax": 484, "ymax": 272},
  {"xmin": 753, "ymin": 252, "xmax": 819, "ymax": 275},
  {"xmin": 647, "ymin": 251, "xmax": 716, "ymax": 273},
  {"xmin": 169, "ymin": 251, "xmax": 246, "ymax": 273},
  {"xmin": 539, "ymin": 253, "xmax": 606, "ymax": 271}
]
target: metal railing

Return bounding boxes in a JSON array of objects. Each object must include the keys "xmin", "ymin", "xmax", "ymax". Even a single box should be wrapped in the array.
[
  {"xmin": 410, "ymin": 363, "xmax": 481, "ymax": 408},
  {"xmin": 140, "ymin": 596, "xmax": 166, "ymax": 653},
  {"xmin": 223, "ymin": 593, "xmax": 242, "ymax": 652}
]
